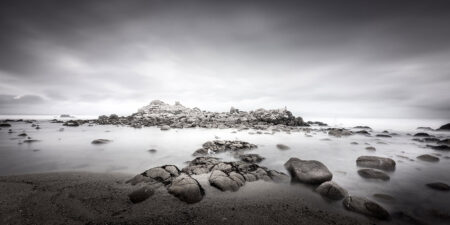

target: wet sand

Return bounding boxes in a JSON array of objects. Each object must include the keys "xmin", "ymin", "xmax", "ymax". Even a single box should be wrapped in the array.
[{"xmin": 0, "ymin": 172, "xmax": 380, "ymax": 225}]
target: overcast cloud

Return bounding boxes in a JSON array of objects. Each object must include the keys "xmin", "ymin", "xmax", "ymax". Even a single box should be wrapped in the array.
[{"xmin": 0, "ymin": 0, "xmax": 449, "ymax": 118}]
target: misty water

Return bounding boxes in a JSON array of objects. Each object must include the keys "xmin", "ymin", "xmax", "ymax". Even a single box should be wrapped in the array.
[{"xmin": 0, "ymin": 116, "xmax": 449, "ymax": 223}]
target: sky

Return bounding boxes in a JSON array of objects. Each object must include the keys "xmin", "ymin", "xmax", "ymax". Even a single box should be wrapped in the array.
[{"xmin": 0, "ymin": 0, "xmax": 449, "ymax": 119}]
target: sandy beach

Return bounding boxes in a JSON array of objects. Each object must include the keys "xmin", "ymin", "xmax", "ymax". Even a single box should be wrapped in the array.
[{"xmin": 0, "ymin": 172, "xmax": 382, "ymax": 225}]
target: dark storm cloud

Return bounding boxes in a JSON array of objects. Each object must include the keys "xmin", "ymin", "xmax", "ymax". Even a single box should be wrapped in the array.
[{"xmin": 0, "ymin": 0, "xmax": 449, "ymax": 117}]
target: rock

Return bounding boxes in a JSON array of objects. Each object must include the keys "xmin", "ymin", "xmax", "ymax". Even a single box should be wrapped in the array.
[
  {"xmin": 0, "ymin": 123, "xmax": 12, "ymax": 127},
  {"xmin": 416, "ymin": 154, "xmax": 439, "ymax": 162},
  {"xmin": 315, "ymin": 181, "xmax": 348, "ymax": 200},
  {"xmin": 350, "ymin": 142, "xmax": 358, "ymax": 145},
  {"xmin": 427, "ymin": 145, "xmax": 450, "ymax": 151},
  {"xmin": 193, "ymin": 140, "xmax": 257, "ymax": 156},
  {"xmin": 18, "ymin": 132, "xmax": 27, "ymax": 137},
  {"xmin": 63, "ymin": 121, "xmax": 79, "ymax": 127},
  {"xmin": 160, "ymin": 125, "xmax": 171, "ymax": 131},
  {"xmin": 354, "ymin": 126, "xmax": 372, "ymax": 129},
  {"xmin": 343, "ymin": 196, "xmax": 390, "ymax": 220},
  {"xmin": 437, "ymin": 139, "xmax": 450, "ymax": 145},
  {"xmin": 182, "ymin": 157, "xmax": 222, "ymax": 175},
  {"xmin": 23, "ymin": 139, "xmax": 40, "ymax": 143},
  {"xmin": 143, "ymin": 166, "xmax": 180, "ymax": 184},
  {"xmin": 376, "ymin": 134, "xmax": 392, "ymax": 138},
  {"xmin": 356, "ymin": 156, "xmax": 396, "ymax": 171},
  {"xmin": 284, "ymin": 157, "xmax": 333, "ymax": 184},
  {"xmin": 413, "ymin": 132, "xmax": 431, "ymax": 137},
  {"xmin": 128, "ymin": 186, "xmax": 155, "ymax": 203},
  {"xmin": 209, "ymin": 170, "xmax": 243, "ymax": 192},
  {"xmin": 328, "ymin": 128, "xmax": 352, "ymax": 137},
  {"xmin": 239, "ymin": 154, "xmax": 265, "ymax": 163},
  {"xmin": 426, "ymin": 182, "xmax": 450, "ymax": 191},
  {"xmin": 307, "ymin": 121, "xmax": 328, "ymax": 126},
  {"xmin": 365, "ymin": 146, "xmax": 376, "ymax": 151},
  {"xmin": 276, "ymin": 144, "xmax": 290, "ymax": 150},
  {"xmin": 437, "ymin": 123, "xmax": 450, "ymax": 130},
  {"xmin": 167, "ymin": 173, "xmax": 205, "ymax": 203},
  {"xmin": 373, "ymin": 193, "xmax": 395, "ymax": 202},
  {"xmin": 148, "ymin": 149, "xmax": 157, "ymax": 153},
  {"xmin": 358, "ymin": 169, "xmax": 390, "ymax": 181},
  {"xmin": 355, "ymin": 130, "xmax": 370, "ymax": 136},
  {"xmin": 91, "ymin": 139, "xmax": 111, "ymax": 144}
]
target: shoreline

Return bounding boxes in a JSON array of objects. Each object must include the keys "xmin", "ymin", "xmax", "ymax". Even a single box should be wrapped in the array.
[{"xmin": 0, "ymin": 171, "xmax": 380, "ymax": 225}]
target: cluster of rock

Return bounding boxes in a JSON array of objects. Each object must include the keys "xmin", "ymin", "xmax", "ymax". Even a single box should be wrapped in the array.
[
  {"xmin": 411, "ymin": 132, "xmax": 450, "ymax": 151},
  {"xmin": 284, "ymin": 157, "xmax": 391, "ymax": 220},
  {"xmin": 192, "ymin": 140, "xmax": 257, "ymax": 156},
  {"xmin": 93, "ymin": 100, "xmax": 308, "ymax": 129}
]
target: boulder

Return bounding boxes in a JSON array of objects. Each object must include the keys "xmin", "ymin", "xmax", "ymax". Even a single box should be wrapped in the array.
[
  {"xmin": 356, "ymin": 156, "xmax": 396, "ymax": 171},
  {"xmin": 167, "ymin": 173, "xmax": 205, "ymax": 203},
  {"xmin": 239, "ymin": 154, "xmax": 265, "ymax": 163},
  {"xmin": 365, "ymin": 146, "xmax": 376, "ymax": 151},
  {"xmin": 0, "ymin": 123, "xmax": 12, "ymax": 127},
  {"xmin": 128, "ymin": 186, "xmax": 155, "ymax": 203},
  {"xmin": 426, "ymin": 182, "xmax": 450, "ymax": 191},
  {"xmin": 358, "ymin": 169, "xmax": 390, "ymax": 181},
  {"xmin": 437, "ymin": 123, "xmax": 450, "ymax": 130},
  {"xmin": 315, "ymin": 181, "xmax": 348, "ymax": 200},
  {"xmin": 160, "ymin": 125, "xmax": 171, "ymax": 131},
  {"xmin": 343, "ymin": 196, "xmax": 390, "ymax": 220},
  {"xmin": 413, "ymin": 132, "xmax": 431, "ymax": 137},
  {"xmin": 209, "ymin": 170, "xmax": 243, "ymax": 192},
  {"xmin": 416, "ymin": 154, "xmax": 439, "ymax": 162},
  {"xmin": 284, "ymin": 157, "xmax": 333, "ymax": 184}
]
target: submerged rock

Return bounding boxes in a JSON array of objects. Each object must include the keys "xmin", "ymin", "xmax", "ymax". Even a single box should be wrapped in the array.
[
  {"xmin": 148, "ymin": 149, "xmax": 157, "ymax": 153},
  {"xmin": 284, "ymin": 157, "xmax": 332, "ymax": 184},
  {"xmin": 91, "ymin": 139, "xmax": 111, "ymax": 144},
  {"xmin": 167, "ymin": 173, "xmax": 205, "ymax": 203},
  {"xmin": 328, "ymin": 128, "xmax": 352, "ymax": 137},
  {"xmin": 343, "ymin": 196, "xmax": 390, "ymax": 220},
  {"xmin": 315, "ymin": 181, "xmax": 348, "ymax": 200},
  {"xmin": 193, "ymin": 140, "xmax": 257, "ymax": 156},
  {"xmin": 356, "ymin": 156, "xmax": 396, "ymax": 171},
  {"xmin": 276, "ymin": 144, "xmax": 290, "ymax": 150},
  {"xmin": 239, "ymin": 154, "xmax": 265, "ymax": 163},
  {"xmin": 417, "ymin": 154, "xmax": 439, "ymax": 162},
  {"xmin": 426, "ymin": 145, "xmax": 450, "ymax": 151},
  {"xmin": 426, "ymin": 182, "xmax": 450, "ymax": 191},
  {"xmin": 365, "ymin": 146, "xmax": 376, "ymax": 151},
  {"xmin": 358, "ymin": 169, "xmax": 390, "ymax": 181}
]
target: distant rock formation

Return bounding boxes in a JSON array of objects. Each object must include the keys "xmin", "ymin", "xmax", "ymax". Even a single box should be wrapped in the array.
[{"xmin": 96, "ymin": 100, "xmax": 309, "ymax": 129}]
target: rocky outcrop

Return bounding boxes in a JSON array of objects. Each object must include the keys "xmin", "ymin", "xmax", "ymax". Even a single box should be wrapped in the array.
[
  {"xmin": 192, "ymin": 140, "xmax": 257, "ymax": 156},
  {"xmin": 315, "ymin": 181, "xmax": 348, "ymax": 200},
  {"xmin": 343, "ymin": 196, "xmax": 390, "ymax": 220},
  {"xmin": 95, "ymin": 100, "xmax": 309, "ymax": 129},
  {"xmin": 284, "ymin": 157, "xmax": 333, "ymax": 184},
  {"xmin": 356, "ymin": 156, "xmax": 396, "ymax": 171},
  {"xmin": 358, "ymin": 169, "xmax": 390, "ymax": 181},
  {"xmin": 437, "ymin": 123, "xmax": 450, "ymax": 130}
]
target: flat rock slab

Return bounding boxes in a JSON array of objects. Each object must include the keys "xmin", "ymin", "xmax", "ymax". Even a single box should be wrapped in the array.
[
  {"xmin": 358, "ymin": 169, "xmax": 390, "ymax": 181},
  {"xmin": 343, "ymin": 196, "xmax": 390, "ymax": 220},
  {"xmin": 315, "ymin": 181, "xmax": 348, "ymax": 200},
  {"xmin": 284, "ymin": 157, "xmax": 332, "ymax": 184},
  {"xmin": 356, "ymin": 156, "xmax": 396, "ymax": 171},
  {"xmin": 417, "ymin": 154, "xmax": 439, "ymax": 162}
]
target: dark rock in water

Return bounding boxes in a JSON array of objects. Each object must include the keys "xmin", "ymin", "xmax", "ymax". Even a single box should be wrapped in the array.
[
  {"xmin": 167, "ymin": 173, "xmax": 205, "ymax": 203},
  {"xmin": 355, "ymin": 130, "xmax": 371, "ymax": 136},
  {"xmin": 423, "ymin": 137, "xmax": 440, "ymax": 142},
  {"xmin": 160, "ymin": 125, "xmax": 171, "ymax": 131},
  {"xmin": 350, "ymin": 142, "xmax": 358, "ymax": 145},
  {"xmin": 413, "ymin": 132, "xmax": 431, "ymax": 137},
  {"xmin": 193, "ymin": 140, "xmax": 257, "ymax": 156},
  {"xmin": 426, "ymin": 145, "xmax": 450, "ymax": 151},
  {"xmin": 91, "ymin": 139, "xmax": 111, "ymax": 144},
  {"xmin": 437, "ymin": 139, "xmax": 450, "ymax": 145},
  {"xmin": 63, "ymin": 121, "xmax": 79, "ymax": 127},
  {"xmin": 373, "ymin": 193, "xmax": 395, "ymax": 202},
  {"xmin": 239, "ymin": 154, "xmax": 265, "ymax": 163},
  {"xmin": 328, "ymin": 128, "xmax": 352, "ymax": 137},
  {"xmin": 284, "ymin": 157, "xmax": 332, "ymax": 184},
  {"xmin": 343, "ymin": 196, "xmax": 390, "ymax": 220},
  {"xmin": 376, "ymin": 134, "xmax": 392, "ymax": 138},
  {"xmin": 209, "ymin": 170, "xmax": 245, "ymax": 192},
  {"xmin": 307, "ymin": 121, "xmax": 328, "ymax": 126},
  {"xmin": 315, "ymin": 181, "xmax": 348, "ymax": 200},
  {"xmin": 358, "ymin": 169, "xmax": 390, "ymax": 181},
  {"xmin": 356, "ymin": 156, "xmax": 396, "ymax": 171},
  {"xmin": 437, "ymin": 123, "xmax": 450, "ymax": 130},
  {"xmin": 417, "ymin": 127, "xmax": 434, "ymax": 131},
  {"xmin": 148, "ymin": 149, "xmax": 157, "ymax": 153},
  {"xmin": 18, "ymin": 132, "xmax": 27, "ymax": 137},
  {"xmin": 0, "ymin": 123, "xmax": 11, "ymax": 127},
  {"xmin": 182, "ymin": 157, "xmax": 222, "ymax": 175},
  {"xmin": 417, "ymin": 154, "xmax": 439, "ymax": 162},
  {"xmin": 128, "ymin": 186, "xmax": 155, "ymax": 203},
  {"xmin": 23, "ymin": 139, "xmax": 40, "ymax": 143},
  {"xmin": 276, "ymin": 144, "xmax": 290, "ymax": 150},
  {"xmin": 365, "ymin": 146, "xmax": 376, "ymax": 151},
  {"xmin": 354, "ymin": 126, "xmax": 372, "ymax": 129},
  {"xmin": 426, "ymin": 182, "xmax": 450, "ymax": 191}
]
